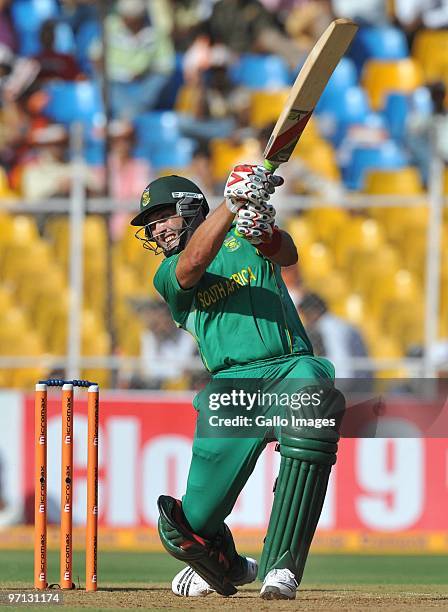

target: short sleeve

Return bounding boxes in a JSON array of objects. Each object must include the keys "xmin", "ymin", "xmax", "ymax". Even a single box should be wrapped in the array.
[{"xmin": 153, "ymin": 254, "xmax": 196, "ymax": 327}]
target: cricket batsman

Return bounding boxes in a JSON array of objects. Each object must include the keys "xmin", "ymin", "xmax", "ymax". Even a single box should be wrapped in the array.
[{"xmin": 130, "ymin": 164, "xmax": 344, "ymax": 600}]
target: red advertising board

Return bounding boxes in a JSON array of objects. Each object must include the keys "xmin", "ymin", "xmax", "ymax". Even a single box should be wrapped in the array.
[{"xmin": 21, "ymin": 392, "xmax": 448, "ymax": 539}]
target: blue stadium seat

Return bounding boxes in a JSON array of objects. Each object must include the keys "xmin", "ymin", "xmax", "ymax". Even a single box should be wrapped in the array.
[
  {"xmin": 316, "ymin": 86, "xmax": 370, "ymax": 144},
  {"xmin": 230, "ymin": 54, "xmax": 291, "ymax": 89},
  {"xmin": 343, "ymin": 141, "xmax": 408, "ymax": 190},
  {"xmin": 43, "ymin": 81, "xmax": 103, "ymax": 124},
  {"xmin": 348, "ymin": 26, "xmax": 409, "ymax": 74},
  {"xmin": 11, "ymin": 0, "xmax": 60, "ymax": 56},
  {"xmin": 382, "ymin": 88, "xmax": 433, "ymax": 142},
  {"xmin": 149, "ymin": 138, "xmax": 196, "ymax": 169},
  {"xmin": 133, "ymin": 111, "xmax": 180, "ymax": 158},
  {"xmin": 75, "ymin": 20, "xmax": 100, "ymax": 74},
  {"xmin": 155, "ymin": 53, "xmax": 185, "ymax": 110},
  {"xmin": 316, "ymin": 58, "xmax": 357, "ymax": 107}
]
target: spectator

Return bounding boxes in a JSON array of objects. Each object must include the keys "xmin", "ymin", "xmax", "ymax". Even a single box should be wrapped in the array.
[
  {"xmin": 285, "ymin": 0, "xmax": 334, "ymax": 52},
  {"xmin": 103, "ymin": 0, "xmax": 175, "ymax": 119},
  {"xmin": 298, "ymin": 292, "xmax": 372, "ymax": 381},
  {"xmin": 331, "ymin": 0, "xmax": 389, "ymax": 26},
  {"xmin": 166, "ymin": 0, "xmax": 212, "ymax": 51},
  {"xmin": 183, "ymin": 0, "xmax": 304, "ymax": 83},
  {"xmin": 93, "ymin": 119, "xmax": 152, "ymax": 237},
  {"xmin": 60, "ymin": 0, "xmax": 99, "ymax": 35},
  {"xmin": 178, "ymin": 50, "xmax": 249, "ymax": 146},
  {"xmin": 131, "ymin": 300, "xmax": 197, "ymax": 388},
  {"xmin": 393, "ymin": 0, "xmax": 448, "ymax": 45},
  {"xmin": 0, "ymin": 0, "xmax": 17, "ymax": 53},
  {"xmin": 96, "ymin": 119, "xmax": 152, "ymax": 200},
  {"xmin": 405, "ymin": 81, "xmax": 448, "ymax": 185},
  {"xmin": 20, "ymin": 124, "xmax": 102, "ymax": 201},
  {"xmin": 33, "ymin": 19, "xmax": 83, "ymax": 83}
]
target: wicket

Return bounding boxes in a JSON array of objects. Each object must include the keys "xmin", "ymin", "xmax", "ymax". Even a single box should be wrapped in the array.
[{"xmin": 34, "ymin": 379, "xmax": 99, "ymax": 591}]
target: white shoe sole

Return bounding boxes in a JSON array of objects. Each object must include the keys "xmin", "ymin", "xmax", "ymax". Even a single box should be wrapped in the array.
[{"xmin": 260, "ymin": 585, "xmax": 296, "ymax": 600}]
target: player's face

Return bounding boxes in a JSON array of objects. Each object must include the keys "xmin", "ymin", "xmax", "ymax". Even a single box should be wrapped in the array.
[{"xmin": 147, "ymin": 206, "xmax": 183, "ymax": 252}]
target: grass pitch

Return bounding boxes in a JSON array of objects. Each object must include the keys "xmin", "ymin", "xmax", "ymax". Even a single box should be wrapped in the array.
[{"xmin": 1, "ymin": 551, "xmax": 448, "ymax": 609}]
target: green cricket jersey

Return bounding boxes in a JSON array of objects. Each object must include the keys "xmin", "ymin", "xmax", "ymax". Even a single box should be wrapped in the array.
[{"xmin": 153, "ymin": 227, "xmax": 313, "ymax": 373}]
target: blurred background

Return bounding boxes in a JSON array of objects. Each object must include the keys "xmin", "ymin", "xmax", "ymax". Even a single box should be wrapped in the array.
[{"xmin": 0, "ymin": 0, "xmax": 447, "ymax": 555}]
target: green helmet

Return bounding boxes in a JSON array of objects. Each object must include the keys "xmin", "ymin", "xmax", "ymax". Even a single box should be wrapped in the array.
[{"xmin": 131, "ymin": 175, "xmax": 210, "ymax": 256}]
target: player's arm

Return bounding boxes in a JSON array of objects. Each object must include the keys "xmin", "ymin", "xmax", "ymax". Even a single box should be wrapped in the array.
[
  {"xmin": 258, "ymin": 228, "xmax": 298, "ymax": 267},
  {"xmin": 176, "ymin": 164, "xmax": 283, "ymax": 289},
  {"xmin": 176, "ymin": 201, "xmax": 234, "ymax": 289}
]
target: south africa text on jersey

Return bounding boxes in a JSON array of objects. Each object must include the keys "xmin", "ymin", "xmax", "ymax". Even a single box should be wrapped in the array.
[{"xmin": 196, "ymin": 266, "xmax": 256, "ymax": 309}]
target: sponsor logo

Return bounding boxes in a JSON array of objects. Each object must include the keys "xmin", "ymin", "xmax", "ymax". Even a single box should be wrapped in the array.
[
  {"xmin": 172, "ymin": 192, "xmax": 203, "ymax": 200},
  {"xmin": 223, "ymin": 236, "xmax": 241, "ymax": 252}
]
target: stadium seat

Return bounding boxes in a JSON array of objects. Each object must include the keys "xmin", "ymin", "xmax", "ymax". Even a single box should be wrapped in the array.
[
  {"xmin": 315, "ymin": 86, "xmax": 371, "ymax": 144},
  {"xmin": 308, "ymin": 271, "xmax": 349, "ymax": 305},
  {"xmin": 210, "ymin": 138, "xmax": 260, "ymax": 182},
  {"xmin": 149, "ymin": 138, "xmax": 196, "ymax": 170},
  {"xmin": 133, "ymin": 111, "xmax": 181, "ymax": 158},
  {"xmin": 299, "ymin": 242, "xmax": 333, "ymax": 282},
  {"xmin": 305, "ymin": 208, "xmax": 349, "ymax": 245},
  {"xmin": 362, "ymin": 59, "xmax": 424, "ymax": 110},
  {"xmin": 156, "ymin": 53, "xmax": 185, "ymax": 110},
  {"xmin": 348, "ymin": 26, "xmax": 409, "ymax": 73},
  {"xmin": 75, "ymin": 20, "xmax": 101, "ymax": 75},
  {"xmin": 412, "ymin": 29, "xmax": 448, "ymax": 84},
  {"xmin": 343, "ymin": 141, "xmax": 408, "ymax": 190},
  {"xmin": 11, "ymin": 0, "xmax": 59, "ymax": 56},
  {"xmin": 315, "ymin": 58, "xmax": 357, "ymax": 107},
  {"xmin": 230, "ymin": 54, "xmax": 291, "ymax": 89},
  {"xmin": 249, "ymin": 90, "xmax": 290, "ymax": 129},
  {"xmin": 43, "ymin": 82, "xmax": 103, "ymax": 124},
  {"xmin": 382, "ymin": 89, "xmax": 433, "ymax": 142},
  {"xmin": 364, "ymin": 167, "xmax": 424, "ymax": 195},
  {"xmin": 334, "ymin": 218, "xmax": 385, "ymax": 268},
  {"xmin": 294, "ymin": 140, "xmax": 340, "ymax": 181},
  {"xmin": 286, "ymin": 216, "xmax": 315, "ymax": 249}
]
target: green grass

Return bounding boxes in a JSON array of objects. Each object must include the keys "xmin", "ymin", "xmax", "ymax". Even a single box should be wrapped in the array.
[{"xmin": 1, "ymin": 551, "xmax": 448, "ymax": 588}]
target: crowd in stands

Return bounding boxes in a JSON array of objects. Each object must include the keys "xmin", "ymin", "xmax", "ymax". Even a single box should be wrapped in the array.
[
  {"xmin": 1, "ymin": 0, "xmax": 447, "ymax": 201},
  {"xmin": 0, "ymin": 0, "xmax": 448, "ymax": 388}
]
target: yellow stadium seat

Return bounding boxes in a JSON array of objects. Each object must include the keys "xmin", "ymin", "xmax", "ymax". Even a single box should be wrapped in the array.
[
  {"xmin": 308, "ymin": 271, "xmax": 349, "ymax": 305},
  {"xmin": 299, "ymin": 242, "xmax": 333, "ymax": 282},
  {"xmin": 333, "ymin": 217, "xmax": 385, "ymax": 267},
  {"xmin": 305, "ymin": 208, "xmax": 349, "ymax": 245},
  {"xmin": 364, "ymin": 167, "xmax": 424, "ymax": 195},
  {"xmin": 294, "ymin": 140, "xmax": 340, "ymax": 181},
  {"xmin": 412, "ymin": 29, "xmax": 448, "ymax": 83},
  {"xmin": 210, "ymin": 138, "xmax": 260, "ymax": 182},
  {"xmin": 331, "ymin": 292, "xmax": 366, "ymax": 326},
  {"xmin": 175, "ymin": 84, "xmax": 202, "ymax": 114},
  {"xmin": 286, "ymin": 216, "xmax": 315, "ymax": 248},
  {"xmin": 249, "ymin": 90, "xmax": 289, "ymax": 129},
  {"xmin": 362, "ymin": 59, "xmax": 423, "ymax": 110}
]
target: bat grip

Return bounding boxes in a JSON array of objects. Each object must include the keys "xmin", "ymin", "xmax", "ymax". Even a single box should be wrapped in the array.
[{"xmin": 263, "ymin": 159, "xmax": 279, "ymax": 173}]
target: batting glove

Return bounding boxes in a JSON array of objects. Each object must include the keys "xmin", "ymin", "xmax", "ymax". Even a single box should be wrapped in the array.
[
  {"xmin": 224, "ymin": 163, "xmax": 284, "ymax": 214},
  {"xmin": 236, "ymin": 201, "xmax": 276, "ymax": 245}
]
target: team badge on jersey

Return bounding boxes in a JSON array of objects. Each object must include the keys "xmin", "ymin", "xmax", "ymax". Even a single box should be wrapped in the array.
[{"xmin": 224, "ymin": 235, "xmax": 241, "ymax": 252}]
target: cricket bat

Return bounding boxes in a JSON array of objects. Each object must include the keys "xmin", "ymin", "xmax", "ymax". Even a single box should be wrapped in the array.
[{"xmin": 263, "ymin": 18, "xmax": 358, "ymax": 172}]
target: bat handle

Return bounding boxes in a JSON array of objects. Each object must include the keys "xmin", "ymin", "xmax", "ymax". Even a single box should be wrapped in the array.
[{"xmin": 264, "ymin": 159, "xmax": 279, "ymax": 173}]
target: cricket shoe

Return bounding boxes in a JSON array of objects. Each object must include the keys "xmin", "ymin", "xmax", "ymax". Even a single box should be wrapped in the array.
[
  {"xmin": 260, "ymin": 568, "xmax": 298, "ymax": 600},
  {"xmin": 172, "ymin": 557, "xmax": 258, "ymax": 597}
]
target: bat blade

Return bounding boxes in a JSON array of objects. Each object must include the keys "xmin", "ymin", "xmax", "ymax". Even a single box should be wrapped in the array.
[{"xmin": 263, "ymin": 18, "xmax": 358, "ymax": 170}]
